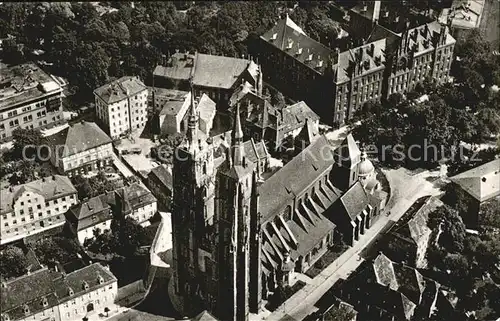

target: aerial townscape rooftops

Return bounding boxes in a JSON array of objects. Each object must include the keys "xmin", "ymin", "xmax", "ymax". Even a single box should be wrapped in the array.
[{"xmin": 0, "ymin": 1, "xmax": 499, "ymax": 321}]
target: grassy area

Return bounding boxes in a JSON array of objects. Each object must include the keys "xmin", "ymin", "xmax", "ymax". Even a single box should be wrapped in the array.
[
  {"xmin": 305, "ymin": 244, "xmax": 348, "ymax": 278},
  {"xmin": 265, "ymin": 280, "xmax": 307, "ymax": 312}
]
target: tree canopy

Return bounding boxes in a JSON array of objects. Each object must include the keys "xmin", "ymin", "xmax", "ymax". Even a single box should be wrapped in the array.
[
  {"xmin": 0, "ymin": 245, "xmax": 28, "ymax": 279},
  {"xmin": 85, "ymin": 217, "xmax": 149, "ymax": 257},
  {"xmin": 71, "ymin": 171, "xmax": 116, "ymax": 199},
  {"xmin": 0, "ymin": 2, "xmax": 346, "ymax": 101}
]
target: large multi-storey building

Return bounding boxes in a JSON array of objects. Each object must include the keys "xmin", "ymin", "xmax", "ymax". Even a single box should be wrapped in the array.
[
  {"xmin": 169, "ymin": 94, "xmax": 386, "ymax": 319},
  {"xmin": 0, "ymin": 175, "xmax": 78, "ymax": 245},
  {"xmin": 153, "ymin": 52, "xmax": 263, "ymax": 109},
  {"xmin": 94, "ymin": 76, "xmax": 148, "ymax": 139},
  {"xmin": 253, "ymin": 7, "xmax": 455, "ymax": 126},
  {"xmin": 0, "ymin": 263, "xmax": 118, "ymax": 321},
  {"xmin": 385, "ymin": 20, "xmax": 456, "ymax": 96},
  {"xmin": 254, "ymin": 14, "xmax": 389, "ymax": 125},
  {"xmin": 0, "ymin": 63, "xmax": 65, "ymax": 142},
  {"xmin": 46, "ymin": 121, "xmax": 113, "ymax": 176}
]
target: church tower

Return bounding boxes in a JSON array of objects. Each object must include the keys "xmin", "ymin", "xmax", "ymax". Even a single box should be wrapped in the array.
[
  {"xmin": 171, "ymin": 80, "xmax": 216, "ymax": 314},
  {"xmin": 332, "ymin": 134, "xmax": 361, "ymax": 191},
  {"xmin": 214, "ymin": 103, "xmax": 257, "ymax": 321}
]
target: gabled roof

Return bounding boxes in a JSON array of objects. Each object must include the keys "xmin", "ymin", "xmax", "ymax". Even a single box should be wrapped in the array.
[
  {"xmin": 46, "ymin": 121, "xmax": 112, "ymax": 158},
  {"xmin": 261, "ymin": 15, "xmax": 334, "ymax": 75},
  {"xmin": 1, "ymin": 264, "xmax": 116, "ymax": 320},
  {"xmin": 450, "ymin": 159, "xmax": 500, "ymax": 202},
  {"xmin": 115, "ymin": 183, "xmax": 157, "ymax": 215},
  {"xmin": 393, "ymin": 264, "xmax": 425, "ymax": 304},
  {"xmin": 229, "ymin": 81, "xmax": 256, "ymax": 106},
  {"xmin": 391, "ymin": 196, "xmax": 442, "ymax": 245},
  {"xmin": 242, "ymin": 139, "xmax": 269, "ymax": 164},
  {"xmin": 279, "ymin": 101, "xmax": 320, "ymax": 133},
  {"xmin": 259, "ymin": 135, "xmax": 337, "ymax": 222},
  {"xmin": 197, "ymin": 93, "xmax": 216, "ymax": 135},
  {"xmin": 333, "ymin": 133, "xmax": 361, "ymax": 170},
  {"xmin": 339, "ymin": 181, "xmax": 369, "ymax": 220},
  {"xmin": 52, "ymin": 263, "xmax": 116, "ymax": 303},
  {"xmin": 153, "ymin": 52, "xmax": 194, "ymax": 81},
  {"xmin": 148, "ymin": 165, "xmax": 173, "ymax": 191},
  {"xmin": 94, "ymin": 76, "xmax": 146, "ymax": 104},
  {"xmin": 1, "ymin": 268, "xmax": 57, "ymax": 318},
  {"xmin": 192, "ymin": 53, "xmax": 251, "ymax": 89},
  {"xmin": 372, "ymin": 253, "xmax": 399, "ymax": 290},
  {"xmin": 1, "ymin": 176, "xmax": 77, "ymax": 215},
  {"xmin": 67, "ymin": 194, "xmax": 113, "ymax": 232}
]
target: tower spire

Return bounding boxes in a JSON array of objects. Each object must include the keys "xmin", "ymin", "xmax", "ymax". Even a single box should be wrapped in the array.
[
  {"xmin": 187, "ymin": 79, "xmax": 198, "ymax": 146},
  {"xmin": 231, "ymin": 102, "xmax": 245, "ymax": 166}
]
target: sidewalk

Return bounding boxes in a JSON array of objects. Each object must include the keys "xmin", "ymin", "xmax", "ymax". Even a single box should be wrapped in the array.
[{"xmin": 262, "ymin": 168, "xmax": 442, "ymax": 321}]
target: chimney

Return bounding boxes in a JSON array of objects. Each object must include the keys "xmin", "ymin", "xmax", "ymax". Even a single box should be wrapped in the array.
[
  {"xmin": 52, "ymin": 175, "xmax": 56, "ymax": 180},
  {"xmin": 370, "ymin": 43, "xmax": 375, "ymax": 56},
  {"xmin": 372, "ymin": 1, "xmax": 381, "ymax": 22}
]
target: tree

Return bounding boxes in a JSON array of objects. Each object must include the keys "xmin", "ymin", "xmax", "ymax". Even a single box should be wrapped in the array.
[
  {"xmin": 322, "ymin": 304, "xmax": 356, "ymax": 321},
  {"xmin": 9, "ymin": 160, "xmax": 37, "ymax": 185},
  {"xmin": 476, "ymin": 108, "xmax": 500, "ymax": 139},
  {"xmin": 428, "ymin": 205, "xmax": 466, "ymax": 253},
  {"xmin": 86, "ymin": 217, "xmax": 148, "ymax": 257},
  {"xmin": 0, "ymin": 245, "xmax": 28, "ymax": 279},
  {"xmin": 443, "ymin": 253, "xmax": 470, "ymax": 279},
  {"xmin": 32, "ymin": 236, "xmax": 81, "ymax": 266},
  {"xmin": 71, "ymin": 43, "xmax": 110, "ymax": 96},
  {"xmin": 154, "ymin": 132, "xmax": 186, "ymax": 165},
  {"xmin": 479, "ymin": 199, "xmax": 500, "ymax": 228},
  {"xmin": 12, "ymin": 127, "xmax": 44, "ymax": 160},
  {"xmin": 71, "ymin": 172, "xmax": 115, "ymax": 199},
  {"xmin": 111, "ymin": 217, "xmax": 148, "ymax": 256}
]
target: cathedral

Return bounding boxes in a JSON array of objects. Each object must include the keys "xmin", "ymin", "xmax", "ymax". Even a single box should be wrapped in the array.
[{"xmin": 169, "ymin": 86, "xmax": 387, "ymax": 320}]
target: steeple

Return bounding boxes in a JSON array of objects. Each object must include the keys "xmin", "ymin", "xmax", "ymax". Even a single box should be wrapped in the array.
[
  {"xmin": 231, "ymin": 102, "xmax": 245, "ymax": 166},
  {"xmin": 187, "ymin": 79, "xmax": 198, "ymax": 146}
]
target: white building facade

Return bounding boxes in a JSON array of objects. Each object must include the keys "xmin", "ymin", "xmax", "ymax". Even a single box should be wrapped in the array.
[
  {"xmin": 94, "ymin": 77, "xmax": 148, "ymax": 139},
  {"xmin": 0, "ymin": 176, "xmax": 78, "ymax": 245}
]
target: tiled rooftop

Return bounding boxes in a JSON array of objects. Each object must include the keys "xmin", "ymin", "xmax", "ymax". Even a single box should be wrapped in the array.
[
  {"xmin": 258, "ymin": 135, "xmax": 337, "ymax": 222},
  {"xmin": 154, "ymin": 52, "xmax": 253, "ymax": 90},
  {"xmin": 1, "ymin": 175, "xmax": 77, "ymax": 215},
  {"xmin": 149, "ymin": 164, "xmax": 173, "ymax": 191},
  {"xmin": 450, "ymin": 159, "xmax": 500, "ymax": 202},
  {"xmin": 1, "ymin": 263, "xmax": 116, "ymax": 320},
  {"xmin": 94, "ymin": 76, "xmax": 147, "ymax": 104},
  {"xmin": 45, "ymin": 121, "xmax": 112, "ymax": 158},
  {"xmin": 261, "ymin": 15, "xmax": 333, "ymax": 75}
]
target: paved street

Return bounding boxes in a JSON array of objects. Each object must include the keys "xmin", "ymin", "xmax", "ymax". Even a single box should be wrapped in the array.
[{"xmin": 257, "ymin": 167, "xmax": 444, "ymax": 321}]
